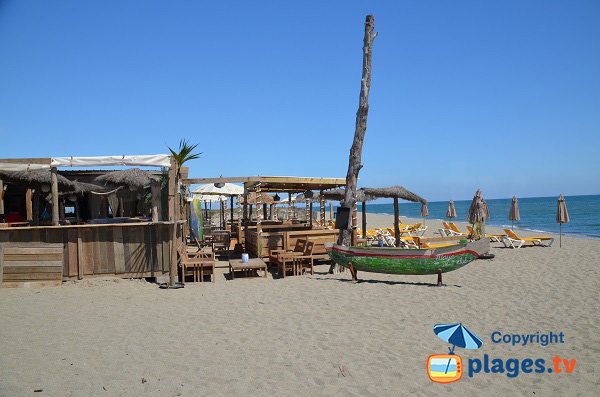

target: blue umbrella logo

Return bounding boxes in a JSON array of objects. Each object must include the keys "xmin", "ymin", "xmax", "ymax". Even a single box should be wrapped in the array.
[
  {"xmin": 433, "ymin": 323, "xmax": 482, "ymax": 375},
  {"xmin": 434, "ymin": 323, "xmax": 482, "ymax": 353}
]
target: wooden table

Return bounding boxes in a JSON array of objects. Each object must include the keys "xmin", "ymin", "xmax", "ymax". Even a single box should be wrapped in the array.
[{"xmin": 229, "ymin": 258, "xmax": 268, "ymax": 280}]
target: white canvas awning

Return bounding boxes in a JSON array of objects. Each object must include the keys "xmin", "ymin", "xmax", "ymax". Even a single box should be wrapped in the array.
[
  {"xmin": 194, "ymin": 194, "xmax": 227, "ymax": 203},
  {"xmin": 193, "ymin": 183, "xmax": 244, "ymax": 196},
  {"xmin": 50, "ymin": 154, "xmax": 171, "ymax": 168},
  {"xmin": 0, "ymin": 163, "xmax": 50, "ymax": 172}
]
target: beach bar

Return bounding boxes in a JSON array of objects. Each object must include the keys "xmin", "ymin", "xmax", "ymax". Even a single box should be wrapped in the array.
[
  {"xmin": 0, "ymin": 155, "xmax": 180, "ymax": 287},
  {"xmin": 184, "ymin": 176, "xmax": 346, "ymax": 259}
]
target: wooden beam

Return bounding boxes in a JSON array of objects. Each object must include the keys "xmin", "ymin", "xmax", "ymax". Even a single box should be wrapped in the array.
[
  {"xmin": 51, "ymin": 167, "xmax": 59, "ymax": 226},
  {"xmin": 0, "ymin": 158, "xmax": 51, "ymax": 165}
]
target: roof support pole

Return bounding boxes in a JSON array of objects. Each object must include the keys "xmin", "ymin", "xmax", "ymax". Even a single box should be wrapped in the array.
[
  {"xmin": 51, "ymin": 167, "xmax": 59, "ymax": 226},
  {"xmin": 25, "ymin": 188, "xmax": 33, "ymax": 221},
  {"xmin": 151, "ymin": 179, "xmax": 161, "ymax": 222},
  {"xmin": 288, "ymin": 193, "xmax": 292, "ymax": 221},
  {"xmin": 394, "ymin": 197, "xmax": 400, "ymax": 247},
  {"xmin": 255, "ymin": 183, "xmax": 262, "ymax": 256},
  {"xmin": 362, "ymin": 201, "xmax": 367, "ymax": 239},
  {"xmin": 320, "ymin": 191, "xmax": 325, "ymax": 226},
  {"xmin": 0, "ymin": 179, "xmax": 5, "ymax": 217}
]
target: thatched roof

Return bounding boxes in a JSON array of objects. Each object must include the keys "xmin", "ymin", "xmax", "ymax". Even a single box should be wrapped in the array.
[
  {"xmin": 242, "ymin": 193, "xmax": 277, "ymax": 205},
  {"xmin": 316, "ymin": 188, "xmax": 376, "ymax": 203},
  {"xmin": 71, "ymin": 181, "xmax": 110, "ymax": 194},
  {"xmin": 94, "ymin": 168, "xmax": 156, "ymax": 188},
  {"xmin": 362, "ymin": 186, "xmax": 427, "ymax": 204},
  {"xmin": 0, "ymin": 169, "xmax": 76, "ymax": 190}
]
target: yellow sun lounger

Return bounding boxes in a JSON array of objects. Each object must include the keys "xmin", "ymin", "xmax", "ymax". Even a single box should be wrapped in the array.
[
  {"xmin": 466, "ymin": 226, "xmax": 505, "ymax": 242},
  {"xmin": 502, "ymin": 229, "xmax": 554, "ymax": 248}
]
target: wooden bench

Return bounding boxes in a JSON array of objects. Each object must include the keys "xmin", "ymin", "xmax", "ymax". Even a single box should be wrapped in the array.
[{"xmin": 0, "ymin": 243, "xmax": 64, "ymax": 288}]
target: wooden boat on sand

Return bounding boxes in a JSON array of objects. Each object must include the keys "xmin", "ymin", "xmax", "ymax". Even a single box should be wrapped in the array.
[{"xmin": 325, "ymin": 238, "xmax": 490, "ymax": 285}]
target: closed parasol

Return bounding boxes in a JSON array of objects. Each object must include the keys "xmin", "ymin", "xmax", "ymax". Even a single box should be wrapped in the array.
[
  {"xmin": 556, "ymin": 194, "xmax": 569, "ymax": 248},
  {"xmin": 446, "ymin": 200, "xmax": 457, "ymax": 220},
  {"xmin": 509, "ymin": 195, "xmax": 520, "ymax": 231}
]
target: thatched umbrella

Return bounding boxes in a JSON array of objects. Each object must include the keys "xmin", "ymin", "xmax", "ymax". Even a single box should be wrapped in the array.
[
  {"xmin": 467, "ymin": 189, "xmax": 490, "ymax": 238},
  {"xmin": 362, "ymin": 186, "xmax": 427, "ymax": 246},
  {"xmin": 509, "ymin": 196, "xmax": 520, "ymax": 230},
  {"xmin": 318, "ymin": 188, "xmax": 377, "ymax": 238},
  {"xmin": 446, "ymin": 200, "xmax": 457, "ymax": 221},
  {"xmin": 95, "ymin": 168, "xmax": 156, "ymax": 189},
  {"xmin": 556, "ymin": 194, "xmax": 569, "ymax": 248}
]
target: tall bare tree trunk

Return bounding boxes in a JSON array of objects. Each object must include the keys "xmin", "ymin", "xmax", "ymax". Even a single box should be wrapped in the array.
[{"xmin": 337, "ymin": 15, "xmax": 377, "ymax": 247}]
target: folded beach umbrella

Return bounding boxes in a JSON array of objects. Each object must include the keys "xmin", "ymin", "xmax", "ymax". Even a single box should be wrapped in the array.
[
  {"xmin": 433, "ymin": 323, "xmax": 482, "ymax": 352},
  {"xmin": 446, "ymin": 200, "xmax": 457, "ymax": 220},
  {"xmin": 556, "ymin": 194, "xmax": 569, "ymax": 248},
  {"xmin": 509, "ymin": 196, "xmax": 520, "ymax": 231}
]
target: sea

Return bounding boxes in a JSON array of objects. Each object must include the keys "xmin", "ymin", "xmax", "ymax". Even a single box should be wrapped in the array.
[{"xmin": 358, "ymin": 195, "xmax": 600, "ymax": 239}]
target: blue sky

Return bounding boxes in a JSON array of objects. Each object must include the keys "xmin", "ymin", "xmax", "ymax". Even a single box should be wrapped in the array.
[{"xmin": 1, "ymin": 1, "xmax": 598, "ymax": 202}]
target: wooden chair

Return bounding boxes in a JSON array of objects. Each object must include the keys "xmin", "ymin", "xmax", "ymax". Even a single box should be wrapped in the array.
[
  {"xmin": 269, "ymin": 239, "xmax": 306, "ymax": 265},
  {"xmin": 177, "ymin": 243, "xmax": 215, "ymax": 283},
  {"xmin": 211, "ymin": 230, "xmax": 231, "ymax": 259},
  {"xmin": 293, "ymin": 241, "xmax": 315, "ymax": 276},
  {"xmin": 271, "ymin": 239, "xmax": 311, "ymax": 278}
]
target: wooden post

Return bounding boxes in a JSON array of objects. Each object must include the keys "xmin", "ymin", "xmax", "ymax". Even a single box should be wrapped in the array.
[
  {"xmin": 151, "ymin": 179, "xmax": 161, "ymax": 222},
  {"xmin": 0, "ymin": 179, "xmax": 4, "ymax": 217},
  {"xmin": 288, "ymin": 193, "xmax": 292, "ymax": 221},
  {"xmin": 230, "ymin": 196, "xmax": 234, "ymax": 228},
  {"xmin": 320, "ymin": 191, "xmax": 325, "ymax": 226},
  {"xmin": 329, "ymin": 201, "xmax": 334, "ymax": 222},
  {"xmin": 362, "ymin": 201, "xmax": 367, "ymax": 239},
  {"xmin": 262, "ymin": 202, "xmax": 268, "ymax": 221},
  {"xmin": 255, "ymin": 184, "xmax": 262, "ymax": 255},
  {"xmin": 269, "ymin": 203, "xmax": 274, "ymax": 220},
  {"xmin": 77, "ymin": 229, "xmax": 84, "ymax": 280},
  {"xmin": 32, "ymin": 191, "xmax": 39, "ymax": 225},
  {"xmin": 304, "ymin": 198, "xmax": 310, "ymax": 225},
  {"xmin": 338, "ymin": 15, "xmax": 377, "ymax": 247},
  {"xmin": 168, "ymin": 156, "xmax": 178, "ymax": 286},
  {"xmin": 351, "ymin": 203, "xmax": 358, "ymax": 246},
  {"xmin": 25, "ymin": 188, "xmax": 33, "ymax": 221},
  {"xmin": 309, "ymin": 199, "xmax": 314, "ymax": 228},
  {"xmin": 394, "ymin": 197, "xmax": 400, "ymax": 247},
  {"xmin": 51, "ymin": 167, "xmax": 59, "ymax": 226}
]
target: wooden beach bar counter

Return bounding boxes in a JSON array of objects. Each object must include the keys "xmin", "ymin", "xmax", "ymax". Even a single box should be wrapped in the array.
[{"xmin": 0, "ymin": 222, "xmax": 173, "ymax": 284}]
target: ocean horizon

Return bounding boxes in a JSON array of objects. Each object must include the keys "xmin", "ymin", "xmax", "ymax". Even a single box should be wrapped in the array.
[{"xmin": 352, "ymin": 194, "xmax": 600, "ymax": 239}]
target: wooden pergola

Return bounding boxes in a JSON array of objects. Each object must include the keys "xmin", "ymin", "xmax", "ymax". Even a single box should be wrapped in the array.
[{"xmin": 183, "ymin": 176, "xmax": 346, "ymax": 251}]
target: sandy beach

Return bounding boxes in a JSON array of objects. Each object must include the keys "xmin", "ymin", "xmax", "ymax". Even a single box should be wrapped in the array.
[{"xmin": 1, "ymin": 213, "xmax": 599, "ymax": 396}]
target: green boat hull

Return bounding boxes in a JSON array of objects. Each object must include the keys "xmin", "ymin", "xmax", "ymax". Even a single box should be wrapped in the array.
[{"xmin": 325, "ymin": 239, "xmax": 489, "ymax": 275}]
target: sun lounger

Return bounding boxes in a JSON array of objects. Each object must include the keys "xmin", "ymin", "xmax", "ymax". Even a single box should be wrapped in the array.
[
  {"xmin": 502, "ymin": 229, "xmax": 554, "ymax": 248},
  {"xmin": 466, "ymin": 226, "xmax": 505, "ymax": 242}
]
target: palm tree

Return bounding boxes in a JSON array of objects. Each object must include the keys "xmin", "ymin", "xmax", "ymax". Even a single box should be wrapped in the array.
[{"xmin": 167, "ymin": 139, "xmax": 201, "ymax": 286}]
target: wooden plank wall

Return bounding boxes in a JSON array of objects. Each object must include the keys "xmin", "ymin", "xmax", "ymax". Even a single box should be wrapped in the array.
[
  {"xmin": 0, "ymin": 224, "xmax": 171, "ymax": 280},
  {"xmin": 0, "ymin": 243, "xmax": 63, "ymax": 288}
]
